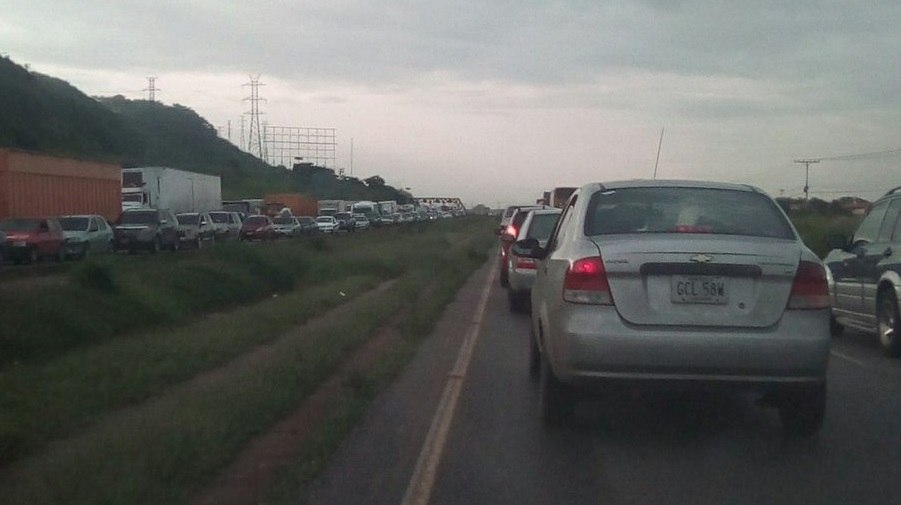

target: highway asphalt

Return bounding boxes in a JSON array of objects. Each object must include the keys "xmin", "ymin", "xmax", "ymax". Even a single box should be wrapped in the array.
[{"xmin": 303, "ymin": 259, "xmax": 901, "ymax": 505}]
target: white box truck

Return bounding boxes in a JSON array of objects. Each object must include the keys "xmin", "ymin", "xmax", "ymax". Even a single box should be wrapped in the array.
[{"xmin": 122, "ymin": 167, "xmax": 222, "ymax": 214}]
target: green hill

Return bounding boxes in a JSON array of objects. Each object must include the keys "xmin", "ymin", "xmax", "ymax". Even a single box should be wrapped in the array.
[{"xmin": 0, "ymin": 56, "xmax": 408, "ymax": 202}]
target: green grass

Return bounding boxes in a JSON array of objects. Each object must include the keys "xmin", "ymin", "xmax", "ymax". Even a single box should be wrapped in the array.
[
  {"xmin": 0, "ymin": 275, "xmax": 381, "ymax": 467},
  {"xmin": 0, "ymin": 217, "xmax": 495, "ymax": 505}
]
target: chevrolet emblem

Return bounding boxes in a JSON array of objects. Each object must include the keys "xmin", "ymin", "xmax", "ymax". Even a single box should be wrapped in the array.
[{"xmin": 690, "ymin": 254, "xmax": 713, "ymax": 263}]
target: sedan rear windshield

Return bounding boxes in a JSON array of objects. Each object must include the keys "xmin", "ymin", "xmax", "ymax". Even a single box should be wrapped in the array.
[
  {"xmin": 177, "ymin": 214, "xmax": 200, "ymax": 225},
  {"xmin": 584, "ymin": 187, "xmax": 794, "ymax": 239},
  {"xmin": 273, "ymin": 217, "xmax": 294, "ymax": 225},
  {"xmin": 58, "ymin": 217, "xmax": 90, "ymax": 231},
  {"xmin": 0, "ymin": 218, "xmax": 41, "ymax": 231},
  {"xmin": 316, "ymin": 217, "xmax": 333, "ymax": 223},
  {"xmin": 244, "ymin": 216, "xmax": 269, "ymax": 226},
  {"xmin": 209, "ymin": 212, "xmax": 230, "ymax": 223},
  {"xmin": 526, "ymin": 213, "xmax": 561, "ymax": 240}
]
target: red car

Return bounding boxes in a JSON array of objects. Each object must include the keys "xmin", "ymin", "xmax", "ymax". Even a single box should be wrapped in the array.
[
  {"xmin": 0, "ymin": 217, "xmax": 66, "ymax": 264},
  {"xmin": 239, "ymin": 215, "xmax": 277, "ymax": 241}
]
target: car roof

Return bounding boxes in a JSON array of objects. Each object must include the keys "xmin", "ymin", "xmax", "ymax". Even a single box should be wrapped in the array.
[
  {"xmin": 583, "ymin": 179, "xmax": 763, "ymax": 193},
  {"xmin": 527, "ymin": 208, "xmax": 563, "ymax": 216}
]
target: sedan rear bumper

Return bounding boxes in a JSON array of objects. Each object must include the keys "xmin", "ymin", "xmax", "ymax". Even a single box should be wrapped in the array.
[{"xmin": 546, "ymin": 305, "xmax": 830, "ymax": 390}]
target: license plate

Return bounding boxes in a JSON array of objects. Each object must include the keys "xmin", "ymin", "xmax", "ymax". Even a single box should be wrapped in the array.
[
  {"xmin": 13, "ymin": 241, "xmax": 26, "ymax": 247},
  {"xmin": 671, "ymin": 275, "xmax": 728, "ymax": 304}
]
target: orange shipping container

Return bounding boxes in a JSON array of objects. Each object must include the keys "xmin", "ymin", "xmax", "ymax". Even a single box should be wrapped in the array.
[
  {"xmin": 263, "ymin": 193, "xmax": 318, "ymax": 217},
  {"xmin": 0, "ymin": 149, "xmax": 122, "ymax": 222}
]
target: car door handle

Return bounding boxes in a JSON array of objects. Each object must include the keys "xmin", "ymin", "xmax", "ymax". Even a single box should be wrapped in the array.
[{"xmin": 884, "ymin": 247, "xmax": 893, "ymax": 257}]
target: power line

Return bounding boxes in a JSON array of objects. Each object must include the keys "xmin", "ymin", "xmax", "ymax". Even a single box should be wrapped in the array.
[
  {"xmin": 817, "ymin": 148, "xmax": 901, "ymax": 162},
  {"xmin": 793, "ymin": 159, "xmax": 819, "ymax": 201}
]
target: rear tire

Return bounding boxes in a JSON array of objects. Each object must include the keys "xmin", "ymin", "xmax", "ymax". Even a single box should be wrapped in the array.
[
  {"xmin": 877, "ymin": 290, "xmax": 901, "ymax": 357},
  {"xmin": 779, "ymin": 383, "xmax": 826, "ymax": 437},
  {"xmin": 539, "ymin": 353, "xmax": 573, "ymax": 426},
  {"xmin": 27, "ymin": 247, "xmax": 38, "ymax": 264},
  {"xmin": 499, "ymin": 266, "xmax": 509, "ymax": 288},
  {"xmin": 150, "ymin": 236, "xmax": 161, "ymax": 254}
]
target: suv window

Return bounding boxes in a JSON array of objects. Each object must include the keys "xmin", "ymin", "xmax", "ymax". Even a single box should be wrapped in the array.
[
  {"xmin": 877, "ymin": 199, "xmax": 901, "ymax": 243},
  {"xmin": 854, "ymin": 200, "xmax": 889, "ymax": 245}
]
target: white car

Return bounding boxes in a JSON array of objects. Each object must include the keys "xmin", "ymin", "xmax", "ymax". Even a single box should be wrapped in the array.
[{"xmin": 316, "ymin": 215, "xmax": 338, "ymax": 234}]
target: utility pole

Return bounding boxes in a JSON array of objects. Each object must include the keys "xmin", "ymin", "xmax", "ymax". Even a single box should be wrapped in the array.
[
  {"xmin": 144, "ymin": 76, "xmax": 159, "ymax": 102},
  {"xmin": 793, "ymin": 158, "xmax": 820, "ymax": 200}
]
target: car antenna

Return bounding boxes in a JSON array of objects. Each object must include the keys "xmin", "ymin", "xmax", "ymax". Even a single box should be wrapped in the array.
[{"xmin": 653, "ymin": 127, "xmax": 664, "ymax": 179}]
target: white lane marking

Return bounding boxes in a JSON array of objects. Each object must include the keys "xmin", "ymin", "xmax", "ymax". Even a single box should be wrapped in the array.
[
  {"xmin": 400, "ymin": 261, "xmax": 498, "ymax": 505},
  {"xmin": 830, "ymin": 350, "xmax": 867, "ymax": 368}
]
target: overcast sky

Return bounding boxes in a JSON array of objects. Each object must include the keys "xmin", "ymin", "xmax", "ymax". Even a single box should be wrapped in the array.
[{"xmin": 4, "ymin": 1, "xmax": 901, "ymax": 206}]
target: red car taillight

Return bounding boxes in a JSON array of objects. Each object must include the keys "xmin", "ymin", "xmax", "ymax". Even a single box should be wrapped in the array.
[
  {"xmin": 514, "ymin": 256, "xmax": 537, "ymax": 270},
  {"xmin": 786, "ymin": 261, "xmax": 830, "ymax": 310},
  {"xmin": 563, "ymin": 257, "xmax": 613, "ymax": 305}
]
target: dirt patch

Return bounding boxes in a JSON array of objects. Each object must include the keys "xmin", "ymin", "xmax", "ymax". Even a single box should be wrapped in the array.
[{"xmin": 189, "ymin": 310, "xmax": 407, "ymax": 505}]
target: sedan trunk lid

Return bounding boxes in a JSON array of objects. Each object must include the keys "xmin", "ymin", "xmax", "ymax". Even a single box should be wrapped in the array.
[{"xmin": 592, "ymin": 234, "xmax": 801, "ymax": 328}]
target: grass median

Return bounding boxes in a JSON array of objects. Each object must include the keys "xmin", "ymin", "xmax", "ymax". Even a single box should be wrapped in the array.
[{"xmin": 0, "ymin": 216, "xmax": 495, "ymax": 504}]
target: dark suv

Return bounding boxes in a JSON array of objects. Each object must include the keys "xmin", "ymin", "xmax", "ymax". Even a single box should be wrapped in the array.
[
  {"xmin": 825, "ymin": 187, "xmax": 901, "ymax": 356},
  {"xmin": 113, "ymin": 208, "xmax": 180, "ymax": 253}
]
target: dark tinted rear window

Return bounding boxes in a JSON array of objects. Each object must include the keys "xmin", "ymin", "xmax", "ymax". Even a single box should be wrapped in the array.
[
  {"xmin": 59, "ymin": 217, "xmax": 90, "ymax": 231},
  {"xmin": 585, "ymin": 187, "xmax": 794, "ymax": 239},
  {"xmin": 119, "ymin": 211, "xmax": 158, "ymax": 225},
  {"xmin": 245, "ymin": 216, "xmax": 269, "ymax": 225}
]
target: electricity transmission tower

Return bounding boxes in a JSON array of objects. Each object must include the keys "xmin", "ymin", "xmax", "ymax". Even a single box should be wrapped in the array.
[
  {"xmin": 144, "ymin": 76, "xmax": 159, "ymax": 102},
  {"xmin": 243, "ymin": 75, "xmax": 266, "ymax": 159}
]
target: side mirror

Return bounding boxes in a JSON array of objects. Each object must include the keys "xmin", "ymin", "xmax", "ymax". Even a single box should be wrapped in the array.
[
  {"xmin": 511, "ymin": 238, "xmax": 545, "ymax": 259},
  {"xmin": 826, "ymin": 233, "xmax": 849, "ymax": 252},
  {"xmin": 500, "ymin": 233, "xmax": 516, "ymax": 243}
]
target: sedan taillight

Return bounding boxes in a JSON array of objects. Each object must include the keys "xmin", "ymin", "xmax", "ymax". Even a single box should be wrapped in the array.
[
  {"xmin": 563, "ymin": 257, "xmax": 613, "ymax": 305},
  {"xmin": 787, "ymin": 261, "xmax": 829, "ymax": 310}
]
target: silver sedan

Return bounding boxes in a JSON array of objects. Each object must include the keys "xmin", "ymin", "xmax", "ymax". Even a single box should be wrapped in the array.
[
  {"xmin": 516, "ymin": 180, "xmax": 831, "ymax": 436},
  {"xmin": 503, "ymin": 208, "xmax": 561, "ymax": 312}
]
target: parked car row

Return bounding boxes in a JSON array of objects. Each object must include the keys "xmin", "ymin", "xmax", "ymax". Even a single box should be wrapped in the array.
[
  {"xmin": 0, "ymin": 202, "xmax": 463, "ymax": 268},
  {"xmin": 499, "ymin": 180, "xmax": 832, "ymax": 437}
]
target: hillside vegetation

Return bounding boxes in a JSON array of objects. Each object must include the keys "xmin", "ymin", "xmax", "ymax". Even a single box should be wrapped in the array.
[{"xmin": 0, "ymin": 56, "xmax": 407, "ymax": 202}]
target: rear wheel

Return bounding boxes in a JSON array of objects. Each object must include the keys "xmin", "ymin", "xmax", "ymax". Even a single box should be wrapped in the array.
[
  {"xmin": 779, "ymin": 383, "xmax": 826, "ymax": 437},
  {"xmin": 539, "ymin": 353, "xmax": 573, "ymax": 426},
  {"xmin": 877, "ymin": 290, "xmax": 901, "ymax": 357},
  {"xmin": 27, "ymin": 247, "xmax": 38, "ymax": 264},
  {"xmin": 499, "ymin": 266, "xmax": 509, "ymax": 288}
]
